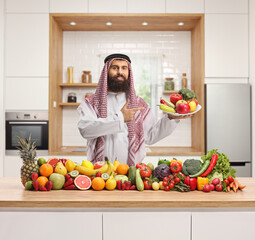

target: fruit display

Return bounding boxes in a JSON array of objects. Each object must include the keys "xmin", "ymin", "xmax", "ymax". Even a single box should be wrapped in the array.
[
  {"xmin": 159, "ymin": 88, "xmax": 201, "ymax": 115},
  {"xmin": 18, "ymin": 136, "xmax": 246, "ymax": 193}
]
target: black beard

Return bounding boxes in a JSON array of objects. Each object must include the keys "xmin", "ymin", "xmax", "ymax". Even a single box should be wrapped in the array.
[{"xmin": 107, "ymin": 74, "xmax": 130, "ymax": 92}]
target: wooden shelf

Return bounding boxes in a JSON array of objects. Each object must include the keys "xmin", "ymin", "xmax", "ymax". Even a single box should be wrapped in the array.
[
  {"xmin": 59, "ymin": 83, "xmax": 98, "ymax": 87},
  {"xmin": 59, "ymin": 102, "xmax": 80, "ymax": 106},
  {"xmin": 163, "ymin": 90, "xmax": 179, "ymax": 94}
]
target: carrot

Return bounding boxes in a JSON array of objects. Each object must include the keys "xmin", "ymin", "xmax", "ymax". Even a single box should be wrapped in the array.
[
  {"xmin": 235, "ymin": 179, "xmax": 246, "ymax": 190},
  {"xmin": 227, "ymin": 186, "xmax": 231, "ymax": 192},
  {"xmin": 229, "ymin": 182, "xmax": 234, "ymax": 188}
]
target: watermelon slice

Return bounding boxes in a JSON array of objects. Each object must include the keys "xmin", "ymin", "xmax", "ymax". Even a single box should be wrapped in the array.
[
  {"xmin": 74, "ymin": 175, "xmax": 91, "ymax": 190},
  {"xmin": 47, "ymin": 158, "xmax": 60, "ymax": 171}
]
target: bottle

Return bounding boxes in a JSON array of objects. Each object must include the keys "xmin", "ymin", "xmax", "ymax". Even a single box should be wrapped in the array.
[
  {"xmin": 181, "ymin": 73, "xmax": 187, "ymax": 89},
  {"xmin": 82, "ymin": 71, "xmax": 92, "ymax": 83},
  {"xmin": 67, "ymin": 66, "xmax": 74, "ymax": 84}
]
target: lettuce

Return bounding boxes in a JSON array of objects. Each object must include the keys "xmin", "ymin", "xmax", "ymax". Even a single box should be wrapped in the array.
[{"xmin": 201, "ymin": 149, "xmax": 236, "ymax": 180}]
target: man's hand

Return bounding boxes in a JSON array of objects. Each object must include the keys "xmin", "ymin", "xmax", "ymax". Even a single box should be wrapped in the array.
[
  {"xmin": 168, "ymin": 114, "xmax": 192, "ymax": 120},
  {"xmin": 121, "ymin": 99, "xmax": 144, "ymax": 122}
]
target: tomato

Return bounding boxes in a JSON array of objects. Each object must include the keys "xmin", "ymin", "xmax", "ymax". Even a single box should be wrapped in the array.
[
  {"xmin": 228, "ymin": 176, "xmax": 234, "ymax": 183},
  {"xmin": 169, "ymin": 183, "xmax": 175, "ymax": 189},
  {"xmin": 163, "ymin": 177, "xmax": 169, "ymax": 182},
  {"xmin": 170, "ymin": 180, "xmax": 175, "ymax": 185},
  {"xmin": 224, "ymin": 179, "xmax": 230, "ymax": 186},
  {"xmin": 164, "ymin": 186, "xmax": 170, "ymax": 191},
  {"xmin": 174, "ymin": 177, "xmax": 180, "ymax": 183},
  {"xmin": 192, "ymin": 98, "xmax": 198, "ymax": 106},
  {"xmin": 170, "ymin": 161, "xmax": 182, "ymax": 173},
  {"xmin": 136, "ymin": 162, "xmax": 147, "ymax": 170},
  {"xmin": 170, "ymin": 94, "xmax": 182, "ymax": 105},
  {"xmin": 143, "ymin": 180, "xmax": 152, "ymax": 190},
  {"xmin": 140, "ymin": 166, "xmax": 152, "ymax": 178},
  {"xmin": 163, "ymin": 181, "xmax": 168, "ymax": 187}
]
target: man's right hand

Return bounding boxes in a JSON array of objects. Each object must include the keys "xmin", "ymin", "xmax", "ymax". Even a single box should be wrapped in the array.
[{"xmin": 121, "ymin": 99, "xmax": 144, "ymax": 122}]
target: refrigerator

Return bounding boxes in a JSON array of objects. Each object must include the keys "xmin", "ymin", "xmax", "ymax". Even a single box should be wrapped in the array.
[{"xmin": 205, "ymin": 83, "xmax": 251, "ymax": 177}]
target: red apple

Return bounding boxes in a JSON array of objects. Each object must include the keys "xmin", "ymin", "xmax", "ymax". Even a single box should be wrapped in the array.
[
  {"xmin": 176, "ymin": 103, "xmax": 190, "ymax": 114},
  {"xmin": 94, "ymin": 161, "xmax": 104, "ymax": 169}
]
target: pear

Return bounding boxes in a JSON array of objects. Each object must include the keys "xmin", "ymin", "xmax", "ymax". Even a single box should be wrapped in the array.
[{"xmin": 54, "ymin": 161, "xmax": 67, "ymax": 175}]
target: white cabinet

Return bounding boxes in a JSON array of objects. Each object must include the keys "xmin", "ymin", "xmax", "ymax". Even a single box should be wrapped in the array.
[
  {"xmin": 0, "ymin": 212, "xmax": 102, "ymax": 240},
  {"xmin": 6, "ymin": 0, "xmax": 49, "ymax": 13},
  {"xmin": 89, "ymin": 0, "xmax": 126, "ymax": 13},
  {"xmin": 50, "ymin": 0, "xmax": 88, "ymax": 13},
  {"xmin": 166, "ymin": 0, "xmax": 204, "ymax": 13},
  {"xmin": 5, "ymin": 14, "xmax": 49, "ymax": 77},
  {"xmin": 4, "ymin": 156, "xmax": 22, "ymax": 177},
  {"xmin": 5, "ymin": 77, "xmax": 49, "ymax": 110},
  {"xmin": 103, "ymin": 212, "xmax": 191, "ymax": 240},
  {"xmin": 205, "ymin": 14, "xmax": 248, "ymax": 78},
  {"xmin": 205, "ymin": 0, "xmax": 248, "ymax": 14},
  {"xmin": 127, "ymin": 0, "xmax": 165, "ymax": 13},
  {"xmin": 192, "ymin": 212, "xmax": 255, "ymax": 240}
]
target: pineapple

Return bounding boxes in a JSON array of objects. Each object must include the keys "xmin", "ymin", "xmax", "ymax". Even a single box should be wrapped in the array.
[{"xmin": 17, "ymin": 136, "xmax": 39, "ymax": 186}]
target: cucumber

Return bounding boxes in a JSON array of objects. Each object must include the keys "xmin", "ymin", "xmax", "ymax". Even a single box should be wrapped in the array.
[
  {"xmin": 136, "ymin": 168, "xmax": 144, "ymax": 191},
  {"xmin": 189, "ymin": 160, "xmax": 210, "ymax": 178},
  {"xmin": 128, "ymin": 166, "xmax": 136, "ymax": 185}
]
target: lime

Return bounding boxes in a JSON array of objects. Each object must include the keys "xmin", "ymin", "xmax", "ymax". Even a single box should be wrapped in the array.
[
  {"xmin": 25, "ymin": 180, "xmax": 33, "ymax": 190},
  {"xmin": 70, "ymin": 170, "xmax": 79, "ymax": 178},
  {"xmin": 81, "ymin": 160, "xmax": 94, "ymax": 169},
  {"xmin": 37, "ymin": 158, "xmax": 46, "ymax": 166},
  {"xmin": 101, "ymin": 173, "xmax": 110, "ymax": 181}
]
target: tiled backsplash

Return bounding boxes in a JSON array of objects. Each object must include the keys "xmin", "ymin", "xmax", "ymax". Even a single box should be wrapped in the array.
[{"xmin": 62, "ymin": 31, "xmax": 191, "ymax": 147}]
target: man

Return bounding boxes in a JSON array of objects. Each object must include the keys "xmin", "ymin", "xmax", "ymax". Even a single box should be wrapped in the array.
[{"xmin": 78, "ymin": 53, "xmax": 190, "ymax": 165}]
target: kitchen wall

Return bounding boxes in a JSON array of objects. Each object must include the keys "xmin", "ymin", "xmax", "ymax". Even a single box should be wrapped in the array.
[{"xmin": 1, "ymin": 0, "xmax": 253, "ymax": 177}]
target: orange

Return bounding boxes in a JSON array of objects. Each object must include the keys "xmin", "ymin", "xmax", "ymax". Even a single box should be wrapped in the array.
[
  {"xmin": 91, "ymin": 177, "xmax": 105, "ymax": 191},
  {"xmin": 39, "ymin": 163, "xmax": 53, "ymax": 177},
  {"xmin": 37, "ymin": 176, "xmax": 48, "ymax": 186},
  {"xmin": 116, "ymin": 163, "xmax": 129, "ymax": 175}
]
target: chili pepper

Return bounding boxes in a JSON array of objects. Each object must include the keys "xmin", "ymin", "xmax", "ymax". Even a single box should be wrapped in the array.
[
  {"xmin": 64, "ymin": 184, "xmax": 75, "ymax": 190},
  {"xmin": 160, "ymin": 98, "xmax": 167, "ymax": 105},
  {"xmin": 197, "ymin": 177, "xmax": 209, "ymax": 191},
  {"xmin": 189, "ymin": 160, "xmax": 210, "ymax": 178},
  {"xmin": 170, "ymin": 158, "xmax": 182, "ymax": 166},
  {"xmin": 63, "ymin": 178, "xmax": 74, "ymax": 188},
  {"xmin": 184, "ymin": 176, "xmax": 197, "ymax": 191},
  {"xmin": 116, "ymin": 180, "xmax": 122, "ymax": 190},
  {"xmin": 200, "ymin": 154, "xmax": 218, "ymax": 177}
]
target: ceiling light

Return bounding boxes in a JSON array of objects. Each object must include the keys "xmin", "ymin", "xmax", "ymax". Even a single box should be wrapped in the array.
[
  {"xmin": 142, "ymin": 22, "xmax": 148, "ymax": 26},
  {"xmin": 70, "ymin": 22, "xmax": 77, "ymax": 26},
  {"xmin": 106, "ymin": 22, "xmax": 112, "ymax": 26},
  {"xmin": 178, "ymin": 22, "xmax": 184, "ymax": 26}
]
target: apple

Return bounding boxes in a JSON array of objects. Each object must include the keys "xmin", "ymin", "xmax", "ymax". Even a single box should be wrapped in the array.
[
  {"xmin": 176, "ymin": 100, "xmax": 187, "ymax": 107},
  {"xmin": 176, "ymin": 103, "xmax": 190, "ymax": 114},
  {"xmin": 94, "ymin": 161, "xmax": 104, "ymax": 169}
]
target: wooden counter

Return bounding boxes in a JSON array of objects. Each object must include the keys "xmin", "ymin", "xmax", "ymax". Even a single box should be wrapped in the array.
[{"xmin": 0, "ymin": 178, "xmax": 255, "ymax": 208}]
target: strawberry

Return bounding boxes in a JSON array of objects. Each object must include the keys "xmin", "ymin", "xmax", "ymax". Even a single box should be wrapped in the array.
[
  {"xmin": 116, "ymin": 180, "xmax": 122, "ymax": 190},
  {"xmin": 125, "ymin": 181, "xmax": 131, "ymax": 190},
  {"xmin": 122, "ymin": 183, "xmax": 126, "ymax": 190},
  {"xmin": 65, "ymin": 174, "xmax": 71, "ymax": 181},
  {"xmin": 64, "ymin": 184, "xmax": 75, "ymax": 190},
  {"xmin": 45, "ymin": 181, "xmax": 53, "ymax": 191},
  {"xmin": 64, "ymin": 178, "xmax": 74, "ymax": 188},
  {"xmin": 96, "ymin": 172, "xmax": 101, "ymax": 177},
  {"xmin": 39, "ymin": 185, "xmax": 47, "ymax": 191},
  {"xmin": 32, "ymin": 180, "xmax": 39, "ymax": 191},
  {"xmin": 130, "ymin": 185, "xmax": 136, "ymax": 190},
  {"xmin": 31, "ymin": 173, "xmax": 38, "ymax": 181}
]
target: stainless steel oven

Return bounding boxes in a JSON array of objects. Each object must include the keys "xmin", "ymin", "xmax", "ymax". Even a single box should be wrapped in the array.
[{"xmin": 6, "ymin": 112, "xmax": 48, "ymax": 150}]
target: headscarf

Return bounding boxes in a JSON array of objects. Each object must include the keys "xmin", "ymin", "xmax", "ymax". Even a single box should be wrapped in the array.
[{"xmin": 86, "ymin": 57, "xmax": 150, "ymax": 166}]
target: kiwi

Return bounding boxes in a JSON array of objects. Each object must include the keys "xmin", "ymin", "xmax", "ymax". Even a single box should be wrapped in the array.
[
  {"xmin": 101, "ymin": 173, "xmax": 110, "ymax": 180},
  {"xmin": 70, "ymin": 170, "xmax": 79, "ymax": 178}
]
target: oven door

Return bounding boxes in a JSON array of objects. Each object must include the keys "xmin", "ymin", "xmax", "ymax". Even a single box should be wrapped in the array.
[{"xmin": 6, "ymin": 121, "xmax": 49, "ymax": 150}]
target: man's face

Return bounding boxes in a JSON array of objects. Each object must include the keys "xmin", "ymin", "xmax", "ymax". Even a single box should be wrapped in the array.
[{"xmin": 107, "ymin": 60, "xmax": 130, "ymax": 92}]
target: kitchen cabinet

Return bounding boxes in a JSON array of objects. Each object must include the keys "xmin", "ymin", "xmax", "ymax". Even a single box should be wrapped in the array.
[
  {"xmin": 5, "ymin": 77, "xmax": 49, "ymax": 110},
  {"xmin": 205, "ymin": 0, "xmax": 248, "ymax": 14},
  {"xmin": 166, "ymin": 0, "xmax": 204, "ymax": 13},
  {"xmin": 205, "ymin": 14, "xmax": 248, "ymax": 78},
  {"xmin": 5, "ymin": 14, "xmax": 49, "ymax": 77},
  {"xmin": 192, "ymin": 212, "xmax": 255, "ymax": 240},
  {"xmin": 127, "ymin": 0, "xmax": 165, "ymax": 13},
  {"xmin": 103, "ymin": 212, "xmax": 191, "ymax": 240},
  {"xmin": 0, "ymin": 212, "xmax": 102, "ymax": 240},
  {"xmin": 4, "ymin": 156, "xmax": 21, "ymax": 177},
  {"xmin": 6, "ymin": 0, "xmax": 49, "ymax": 13},
  {"xmin": 89, "ymin": 0, "xmax": 126, "ymax": 13},
  {"xmin": 50, "ymin": 0, "xmax": 88, "ymax": 13}
]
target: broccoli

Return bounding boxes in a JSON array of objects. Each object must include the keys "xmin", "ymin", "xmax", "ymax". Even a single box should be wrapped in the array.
[
  {"xmin": 178, "ymin": 88, "xmax": 197, "ymax": 101},
  {"xmin": 182, "ymin": 159, "xmax": 201, "ymax": 176}
]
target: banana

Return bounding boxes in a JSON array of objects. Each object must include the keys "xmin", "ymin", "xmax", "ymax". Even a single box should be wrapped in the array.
[
  {"xmin": 106, "ymin": 161, "xmax": 114, "ymax": 176},
  {"xmin": 75, "ymin": 160, "xmax": 109, "ymax": 177}
]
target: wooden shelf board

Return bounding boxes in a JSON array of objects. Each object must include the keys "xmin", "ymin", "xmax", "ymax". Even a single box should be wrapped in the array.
[
  {"xmin": 59, "ymin": 102, "xmax": 81, "ymax": 106},
  {"xmin": 163, "ymin": 90, "xmax": 179, "ymax": 94},
  {"xmin": 59, "ymin": 83, "xmax": 98, "ymax": 87}
]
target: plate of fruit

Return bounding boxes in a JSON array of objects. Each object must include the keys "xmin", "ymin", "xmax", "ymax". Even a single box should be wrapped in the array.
[{"xmin": 159, "ymin": 89, "xmax": 202, "ymax": 116}]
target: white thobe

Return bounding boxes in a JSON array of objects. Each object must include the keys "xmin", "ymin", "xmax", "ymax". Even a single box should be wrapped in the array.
[{"xmin": 77, "ymin": 92, "xmax": 179, "ymax": 164}]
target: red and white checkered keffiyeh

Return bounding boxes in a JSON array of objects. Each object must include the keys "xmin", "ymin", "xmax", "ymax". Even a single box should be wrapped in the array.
[{"xmin": 86, "ymin": 58, "xmax": 150, "ymax": 166}]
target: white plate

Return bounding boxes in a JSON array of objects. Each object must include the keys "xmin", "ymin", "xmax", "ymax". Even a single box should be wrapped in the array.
[{"xmin": 162, "ymin": 104, "xmax": 202, "ymax": 116}]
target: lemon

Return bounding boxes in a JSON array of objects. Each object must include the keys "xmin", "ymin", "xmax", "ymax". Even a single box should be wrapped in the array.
[
  {"xmin": 113, "ymin": 160, "xmax": 120, "ymax": 171},
  {"xmin": 105, "ymin": 177, "xmax": 117, "ymax": 190},
  {"xmin": 65, "ymin": 159, "xmax": 75, "ymax": 172},
  {"xmin": 81, "ymin": 160, "xmax": 94, "ymax": 169}
]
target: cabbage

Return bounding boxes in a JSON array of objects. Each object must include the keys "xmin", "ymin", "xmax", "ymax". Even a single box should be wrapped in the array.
[
  {"xmin": 208, "ymin": 172, "xmax": 223, "ymax": 184},
  {"xmin": 152, "ymin": 164, "xmax": 171, "ymax": 181}
]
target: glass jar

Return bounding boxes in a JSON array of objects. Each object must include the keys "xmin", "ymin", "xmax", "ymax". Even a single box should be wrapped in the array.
[
  {"xmin": 67, "ymin": 92, "xmax": 77, "ymax": 103},
  {"xmin": 164, "ymin": 77, "xmax": 175, "ymax": 91},
  {"xmin": 82, "ymin": 71, "xmax": 92, "ymax": 83}
]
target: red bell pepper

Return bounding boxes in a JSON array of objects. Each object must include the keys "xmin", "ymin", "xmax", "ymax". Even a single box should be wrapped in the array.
[
  {"xmin": 200, "ymin": 154, "xmax": 218, "ymax": 177},
  {"xmin": 184, "ymin": 176, "xmax": 197, "ymax": 191},
  {"xmin": 170, "ymin": 94, "xmax": 182, "ymax": 105}
]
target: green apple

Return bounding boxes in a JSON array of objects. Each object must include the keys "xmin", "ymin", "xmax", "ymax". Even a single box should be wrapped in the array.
[{"xmin": 176, "ymin": 100, "xmax": 187, "ymax": 107}]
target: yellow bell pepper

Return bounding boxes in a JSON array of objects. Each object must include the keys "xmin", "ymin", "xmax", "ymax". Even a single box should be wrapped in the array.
[
  {"xmin": 197, "ymin": 177, "xmax": 209, "ymax": 191},
  {"xmin": 170, "ymin": 158, "xmax": 182, "ymax": 165}
]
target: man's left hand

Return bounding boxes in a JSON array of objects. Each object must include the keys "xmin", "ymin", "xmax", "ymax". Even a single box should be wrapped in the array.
[{"xmin": 168, "ymin": 114, "xmax": 192, "ymax": 120}]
